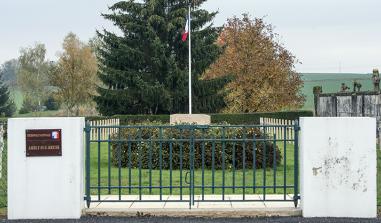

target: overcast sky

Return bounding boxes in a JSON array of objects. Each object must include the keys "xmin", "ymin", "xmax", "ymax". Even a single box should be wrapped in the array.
[{"xmin": 1, "ymin": 0, "xmax": 380, "ymax": 73}]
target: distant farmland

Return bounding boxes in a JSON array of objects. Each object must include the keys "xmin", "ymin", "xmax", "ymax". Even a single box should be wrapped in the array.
[{"xmin": 301, "ymin": 73, "xmax": 373, "ymax": 110}]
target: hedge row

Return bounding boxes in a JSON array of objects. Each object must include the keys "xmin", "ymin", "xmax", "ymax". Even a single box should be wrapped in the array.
[
  {"xmin": 87, "ymin": 110, "xmax": 313, "ymax": 125},
  {"xmin": 210, "ymin": 111, "xmax": 313, "ymax": 125},
  {"xmin": 110, "ymin": 122, "xmax": 282, "ymax": 170}
]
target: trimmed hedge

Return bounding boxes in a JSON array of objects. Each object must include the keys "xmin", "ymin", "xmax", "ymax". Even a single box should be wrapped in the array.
[
  {"xmin": 86, "ymin": 110, "xmax": 313, "ymax": 125},
  {"xmin": 110, "ymin": 121, "xmax": 282, "ymax": 170},
  {"xmin": 210, "ymin": 110, "xmax": 314, "ymax": 125}
]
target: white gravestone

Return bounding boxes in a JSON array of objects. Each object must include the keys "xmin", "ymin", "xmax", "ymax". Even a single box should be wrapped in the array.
[
  {"xmin": 8, "ymin": 118, "xmax": 85, "ymax": 219},
  {"xmin": 300, "ymin": 117, "xmax": 376, "ymax": 218}
]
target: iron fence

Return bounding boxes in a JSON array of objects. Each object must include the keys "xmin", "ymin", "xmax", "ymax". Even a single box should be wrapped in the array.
[{"xmin": 84, "ymin": 123, "xmax": 300, "ymax": 208}]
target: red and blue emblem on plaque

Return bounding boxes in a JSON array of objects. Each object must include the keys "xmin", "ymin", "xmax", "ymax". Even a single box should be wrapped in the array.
[{"xmin": 51, "ymin": 131, "xmax": 60, "ymax": 140}]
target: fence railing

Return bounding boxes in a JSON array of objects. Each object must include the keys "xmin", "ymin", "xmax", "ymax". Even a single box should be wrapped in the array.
[
  {"xmin": 89, "ymin": 119, "xmax": 120, "ymax": 140},
  {"xmin": 260, "ymin": 118, "xmax": 295, "ymax": 144}
]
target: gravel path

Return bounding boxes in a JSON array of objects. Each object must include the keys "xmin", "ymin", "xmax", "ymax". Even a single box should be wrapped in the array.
[{"xmin": 2, "ymin": 217, "xmax": 381, "ymax": 223}]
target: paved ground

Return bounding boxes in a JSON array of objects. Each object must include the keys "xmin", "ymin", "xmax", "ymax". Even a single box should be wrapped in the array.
[
  {"xmin": 2, "ymin": 216, "xmax": 381, "ymax": 223},
  {"xmin": 89, "ymin": 194, "xmax": 296, "ymax": 209},
  {"xmin": 85, "ymin": 194, "xmax": 300, "ymax": 217},
  {"xmin": 3, "ymin": 195, "xmax": 379, "ymax": 222}
]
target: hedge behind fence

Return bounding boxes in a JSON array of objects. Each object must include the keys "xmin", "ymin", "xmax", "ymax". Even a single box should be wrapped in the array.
[
  {"xmin": 87, "ymin": 110, "xmax": 313, "ymax": 125},
  {"xmin": 210, "ymin": 111, "xmax": 313, "ymax": 125},
  {"xmin": 110, "ymin": 122, "xmax": 282, "ymax": 170}
]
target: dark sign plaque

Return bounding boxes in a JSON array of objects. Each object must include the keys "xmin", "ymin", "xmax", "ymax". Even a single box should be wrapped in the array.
[{"xmin": 26, "ymin": 129, "xmax": 62, "ymax": 157}]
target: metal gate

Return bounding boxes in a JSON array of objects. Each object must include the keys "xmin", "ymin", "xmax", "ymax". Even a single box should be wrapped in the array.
[{"xmin": 84, "ymin": 122, "xmax": 300, "ymax": 208}]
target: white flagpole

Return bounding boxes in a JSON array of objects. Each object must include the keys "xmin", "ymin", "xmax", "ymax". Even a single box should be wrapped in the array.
[{"xmin": 188, "ymin": 3, "xmax": 192, "ymax": 114}]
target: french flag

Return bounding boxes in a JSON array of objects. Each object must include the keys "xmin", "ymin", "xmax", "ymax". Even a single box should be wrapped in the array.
[{"xmin": 182, "ymin": 17, "xmax": 189, "ymax": 42}]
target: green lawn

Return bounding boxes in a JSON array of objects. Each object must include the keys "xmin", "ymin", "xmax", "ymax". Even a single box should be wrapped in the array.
[{"xmin": 89, "ymin": 142, "xmax": 297, "ymax": 197}]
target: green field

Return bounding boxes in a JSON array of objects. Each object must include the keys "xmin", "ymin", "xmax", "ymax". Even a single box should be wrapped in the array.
[{"xmin": 301, "ymin": 73, "xmax": 373, "ymax": 110}]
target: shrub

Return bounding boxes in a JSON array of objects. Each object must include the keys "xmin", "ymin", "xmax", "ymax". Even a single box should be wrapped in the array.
[
  {"xmin": 44, "ymin": 96, "xmax": 60, "ymax": 111},
  {"xmin": 2, "ymin": 101, "xmax": 16, "ymax": 117},
  {"xmin": 110, "ymin": 122, "xmax": 282, "ymax": 170},
  {"xmin": 19, "ymin": 99, "xmax": 34, "ymax": 114}
]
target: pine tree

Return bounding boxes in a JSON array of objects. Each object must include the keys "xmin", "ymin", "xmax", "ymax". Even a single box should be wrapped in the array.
[
  {"xmin": 0, "ymin": 68, "xmax": 16, "ymax": 117},
  {"xmin": 95, "ymin": 0, "xmax": 229, "ymax": 115}
]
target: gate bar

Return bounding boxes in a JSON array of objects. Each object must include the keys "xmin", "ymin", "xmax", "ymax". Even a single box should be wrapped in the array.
[
  {"xmin": 293, "ymin": 120, "xmax": 300, "ymax": 207},
  {"xmin": 85, "ymin": 122, "xmax": 91, "ymax": 208}
]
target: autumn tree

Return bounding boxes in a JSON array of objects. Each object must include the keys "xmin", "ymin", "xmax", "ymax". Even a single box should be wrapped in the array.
[
  {"xmin": 17, "ymin": 43, "xmax": 51, "ymax": 112},
  {"xmin": 51, "ymin": 33, "xmax": 98, "ymax": 116},
  {"xmin": 203, "ymin": 15, "xmax": 305, "ymax": 113}
]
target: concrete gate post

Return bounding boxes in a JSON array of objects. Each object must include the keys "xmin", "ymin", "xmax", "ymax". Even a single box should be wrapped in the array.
[
  {"xmin": 7, "ymin": 118, "xmax": 85, "ymax": 219},
  {"xmin": 300, "ymin": 117, "xmax": 377, "ymax": 218}
]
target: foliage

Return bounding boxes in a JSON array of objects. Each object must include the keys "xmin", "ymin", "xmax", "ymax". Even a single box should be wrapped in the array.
[
  {"xmin": 44, "ymin": 96, "xmax": 60, "ymax": 111},
  {"xmin": 17, "ymin": 43, "xmax": 52, "ymax": 112},
  {"xmin": 51, "ymin": 33, "xmax": 99, "ymax": 116},
  {"xmin": 85, "ymin": 110, "xmax": 313, "ymax": 125},
  {"xmin": 210, "ymin": 110, "xmax": 313, "ymax": 125},
  {"xmin": 0, "ymin": 71, "xmax": 16, "ymax": 117},
  {"xmin": 18, "ymin": 106, "xmax": 29, "ymax": 115},
  {"xmin": 95, "ymin": 0, "xmax": 229, "ymax": 115},
  {"xmin": 19, "ymin": 95, "xmax": 38, "ymax": 114},
  {"xmin": 203, "ymin": 15, "xmax": 305, "ymax": 113},
  {"xmin": 110, "ymin": 121, "xmax": 282, "ymax": 170},
  {"xmin": 1, "ymin": 102, "xmax": 16, "ymax": 117},
  {"xmin": 0, "ymin": 59, "xmax": 19, "ymax": 87}
]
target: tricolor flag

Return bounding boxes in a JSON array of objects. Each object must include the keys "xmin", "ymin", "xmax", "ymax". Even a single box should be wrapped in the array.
[{"xmin": 182, "ymin": 18, "xmax": 189, "ymax": 42}]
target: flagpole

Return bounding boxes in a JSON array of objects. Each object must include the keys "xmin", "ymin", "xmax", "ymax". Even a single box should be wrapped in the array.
[{"xmin": 188, "ymin": 2, "xmax": 192, "ymax": 115}]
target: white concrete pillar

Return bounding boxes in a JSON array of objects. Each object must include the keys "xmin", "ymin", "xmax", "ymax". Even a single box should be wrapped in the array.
[
  {"xmin": 300, "ymin": 117, "xmax": 377, "ymax": 218},
  {"xmin": 8, "ymin": 118, "xmax": 85, "ymax": 219}
]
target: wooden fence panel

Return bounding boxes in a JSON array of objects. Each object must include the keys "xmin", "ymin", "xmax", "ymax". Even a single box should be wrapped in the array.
[
  {"xmin": 260, "ymin": 117, "xmax": 295, "ymax": 144},
  {"xmin": 90, "ymin": 119, "xmax": 120, "ymax": 141}
]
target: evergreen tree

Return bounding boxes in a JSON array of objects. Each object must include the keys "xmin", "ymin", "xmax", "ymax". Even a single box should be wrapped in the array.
[
  {"xmin": 95, "ymin": 0, "xmax": 229, "ymax": 115},
  {"xmin": 0, "ymin": 71, "xmax": 16, "ymax": 117}
]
